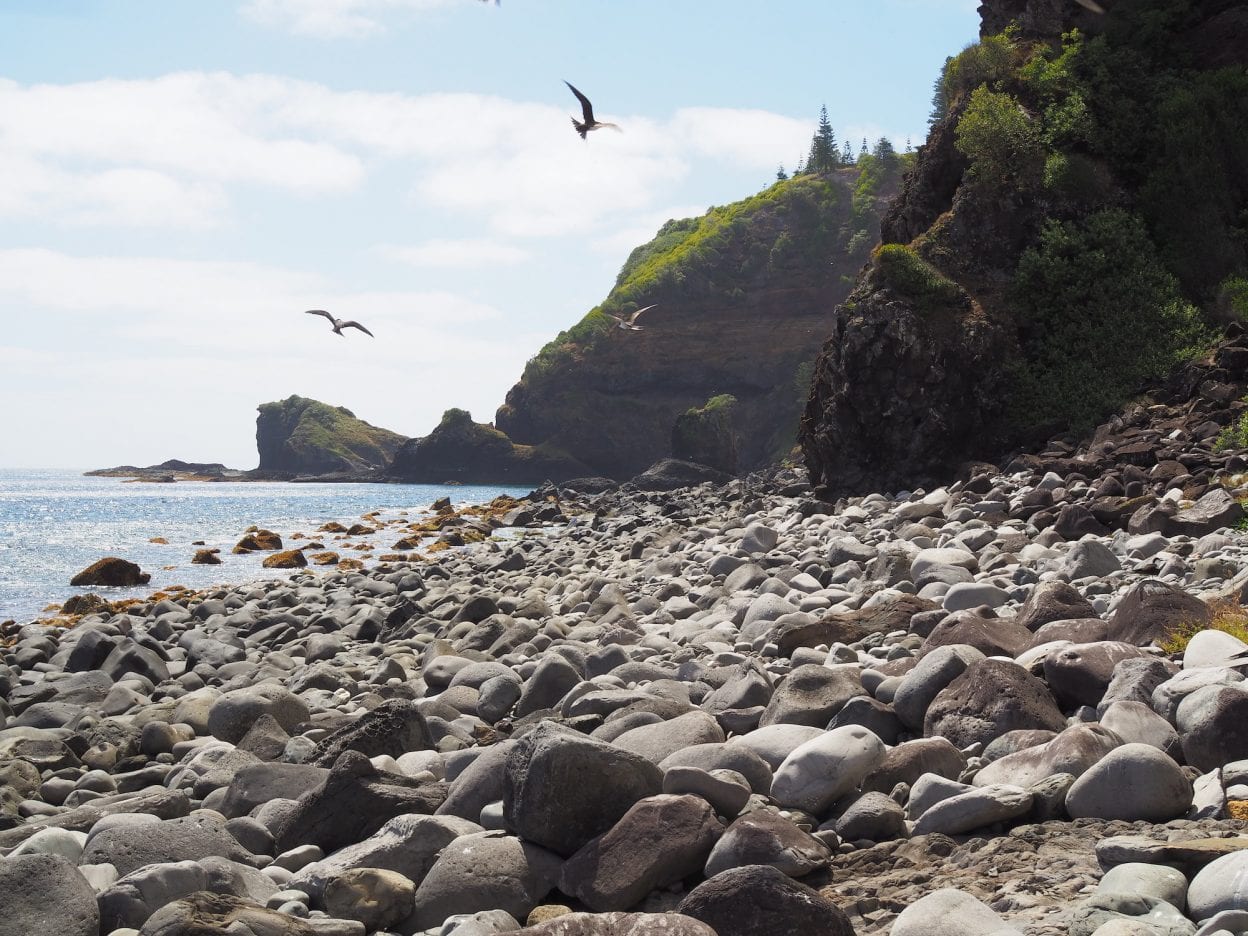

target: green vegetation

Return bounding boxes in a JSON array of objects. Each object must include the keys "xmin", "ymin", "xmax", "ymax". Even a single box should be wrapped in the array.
[
  {"xmin": 1214, "ymin": 399, "xmax": 1248, "ymax": 452},
  {"xmin": 942, "ymin": 28, "xmax": 1019, "ymax": 103},
  {"xmin": 1221, "ymin": 277, "xmax": 1248, "ymax": 321},
  {"xmin": 521, "ymin": 163, "xmax": 903, "ymax": 383},
  {"xmin": 1007, "ymin": 209, "xmax": 1208, "ymax": 436},
  {"xmin": 1160, "ymin": 601, "xmax": 1248, "ymax": 656},
  {"xmin": 872, "ymin": 244, "xmax": 963, "ymax": 315},
  {"xmin": 672, "ymin": 393, "xmax": 739, "ymax": 473},
  {"xmin": 258, "ymin": 395, "xmax": 407, "ymax": 472},
  {"xmin": 955, "ymin": 86, "xmax": 1044, "ymax": 188}
]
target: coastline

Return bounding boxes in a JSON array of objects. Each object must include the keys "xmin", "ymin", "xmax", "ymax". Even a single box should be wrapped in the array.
[{"xmin": 4, "ymin": 459, "xmax": 1248, "ymax": 934}]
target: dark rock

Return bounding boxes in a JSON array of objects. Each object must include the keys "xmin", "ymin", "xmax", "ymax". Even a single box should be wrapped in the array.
[
  {"xmin": 273, "ymin": 750, "xmax": 447, "ymax": 854},
  {"xmin": 671, "ymin": 394, "xmax": 739, "ymax": 474},
  {"xmin": 502, "ymin": 722, "xmax": 664, "ymax": 858},
  {"xmin": 517, "ymin": 912, "xmax": 717, "ymax": 936},
  {"xmin": 1043, "ymin": 641, "xmax": 1153, "ymax": 710},
  {"xmin": 1164, "ymin": 487, "xmax": 1244, "ymax": 536},
  {"xmin": 69, "ymin": 557, "xmax": 150, "ymax": 587},
  {"xmin": 1106, "ymin": 580, "xmax": 1211, "ymax": 646},
  {"xmin": 703, "ymin": 809, "xmax": 831, "ymax": 878},
  {"xmin": 262, "ymin": 549, "xmax": 307, "ymax": 569},
  {"xmin": 924, "ymin": 659, "xmax": 1066, "ymax": 749},
  {"xmin": 626, "ymin": 459, "xmax": 733, "ymax": 492},
  {"xmin": 232, "ymin": 529, "xmax": 283, "ymax": 552},
  {"xmin": 1015, "ymin": 581, "xmax": 1098, "ymax": 632},
  {"xmin": 388, "ymin": 408, "xmax": 591, "ymax": 484},
  {"xmin": 759, "ymin": 663, "xmax": 865, "ymax": 728},
  {"xmin": 920, "ymin": 610, "xmax": 1032, "ymax": 659},
  {"xmin": 139, "ymin": 892, "xmax": 316, "ymax": 936},
  {"xmin": 678, "ymin": 864, "xmax": 855, "ymax": 936},
  {"xmin": 0, "ymin": 853, "xmax": 99, "ymax": 936},
  {"xmin": 219, "ymin": 762, "xmax": 329, "ymax": 819},
  {"xmin": 80, "ymin": 813, "xmax": 253, "ymax": 877},
  {"xmin": 310, "ymin": 699, "xmax": 434, "ymax": 767},
  {"xmin": 559, "ymin": 794, "xmax": 723, "ymax": 911}
]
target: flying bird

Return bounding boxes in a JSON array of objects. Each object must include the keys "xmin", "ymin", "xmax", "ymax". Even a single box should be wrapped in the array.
[
  {"xmin": 304, "ymin": 309, "xmax": 374, "ymax": 338},
  {"xmin": 607, "ymin": 304, "xmax": 656, "ymax": 331},
  {"xmin": 565, "ymin": 81, "xmax": 621, "ymax": 139},
  {"xmin": 1074, "ymin": 0, "xmax": 1105, "ymax": 11}
]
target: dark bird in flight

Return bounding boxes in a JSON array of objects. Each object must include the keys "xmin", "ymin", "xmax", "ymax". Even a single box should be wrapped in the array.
[
  {"xmin": 565, "ymin": 81, "xmax": 621, "ymax": 139},
  {"xmin": 608, "ymin": 304, "xmax": 656, "ymax": 331},
  {"xmin": 304, "ymin": 309, "xmax": 374, "ymax": 337}
]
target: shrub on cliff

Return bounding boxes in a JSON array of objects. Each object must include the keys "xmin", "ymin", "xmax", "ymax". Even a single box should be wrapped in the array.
[
  {"xmin": 1008, "ymin": 208, "xmax": 1208, "ymax": 436},
  {"xmin": 955, "ymin": 86, "xmax": 1045, "ymax": 189},
  {"xmin": 871, "ymin": 244, "xmax": 964, "ymax": 316}
]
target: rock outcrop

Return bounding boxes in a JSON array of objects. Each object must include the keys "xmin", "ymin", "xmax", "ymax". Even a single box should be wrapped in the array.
[
  {"xmin": 496, "ymin": 169, "xmax": 903, "ymax": 479},
  {"xmin": 387, "ymin": 409, "xmax": 592, "ymax": 484},
  {"xmin": 800, "ymin": 0, "xmax": 1248, "ymax": 496},
  {"xmin": 255, "ymin": 396, "xmax": 407, "ymax": 476}
]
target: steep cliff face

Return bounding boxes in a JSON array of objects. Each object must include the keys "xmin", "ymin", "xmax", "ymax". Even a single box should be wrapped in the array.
[
  {"xmin": 496, "ymin": 168, "xmax": 903, "ymax": 479},
  {"xmin": 801, "ymin": 0, "xmax": 1248, "ymax": 495},
  {"xmin": 255, "ymin": 396, "xmax": 408, "ymax": 475},
  {"xmin": 388, "ymin": 409, "xmax": 591, "ymax": 484}
]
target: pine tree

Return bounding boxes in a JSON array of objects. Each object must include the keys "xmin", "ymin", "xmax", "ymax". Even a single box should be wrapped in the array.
[
  {"xmin": 859, "ymin": 138, "xmax": 869, "ymax": 160},
  {"xmin": 873, "ymin": 137, "xmax": 899, "ymax": 169},
  {"xmin": 794, "ymin": 155, "xmax": 806, "ymax": 175},
  {"xmin": 928, "ymin": 56, "xmax": 952, "ymax": 128},
  {"xmin": 905, "ymin": 137, "xmax": 913, "ymax": 154},
  {"xmin": 806, "ymin": 104, "xmax": 839, "ymax": 173},
  {"xmin": 841, "ymin": 139, "xmax": 853, "ymax": 165},
  {"xmin": 776, "ymin": 164, "xmax": 789, "ymax": 181}
]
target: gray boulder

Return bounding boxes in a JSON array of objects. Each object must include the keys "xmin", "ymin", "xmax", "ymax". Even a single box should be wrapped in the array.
[
  {"xmin": 1066, "ymin": 743, "xmax": 1192, "ymax": 821},
  {"xmin": 559, "ymin": 794, "xmax": 723, "ymax": 911},
  {"xmin": 702, "ymin": 808, "xmax": 831, "ymax": 878},
  {"xmin": 678, "ymin": 864, "xmax": 855, "ymax": 936},
  {"xmin": 924, "ymin": 660, "xmax": 1066, "ymax": 749},
  {"xmin": 406, "ymin": 831, "xmax": 561, "ymax": 931},
  {"xmin": 0, "ymin": 853, "xmax": 99, "ymax": 936},
  {"xmin": 502, "ymin": 723, "xmax": 663, "ymax": 858}
]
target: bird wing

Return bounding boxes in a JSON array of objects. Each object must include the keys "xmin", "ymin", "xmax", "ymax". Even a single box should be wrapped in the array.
[
  {"xmin": 1074, "ymin": 0, "xmax": 1105, "ymax": 11},
  {"xmin": 564, "ymin": 80, "xmax": 595, "ymax": 125},
  {"xmin": 342, "ymin": 321, "xmax": 375, "ymax": 337},
  {"xmin": 628, "ymin": 304, "xmax": 657, "ymax": 324},
  {"xmin": 305, "ymin": 309, "xmax": 335, "ymax": 322}
]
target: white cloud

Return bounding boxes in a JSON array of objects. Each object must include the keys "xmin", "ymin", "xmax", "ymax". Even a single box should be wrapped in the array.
[
  {"xmin": 377, "ymin": 239, "xmax": 530, "ymax": 268},
  {"xmin": 0, "ymin": 249, "xmax": 526, "ymax": 466},
  {"xmin": 0, "ymin": 71, "xmax": 815, "ymax": 237},
  {"xmin": 241, "ymin": 0, "xmax": 459, "ymax": 38}
]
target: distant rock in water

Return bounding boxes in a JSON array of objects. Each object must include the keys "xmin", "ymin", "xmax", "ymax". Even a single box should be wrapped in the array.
[
  {"xmin": 84, "ymin": 460, "xmax": 244, "ymax": 481},
  {"xmin": 388, "ymin": 409, "xmax": 592, "ymax": 484},
  {"xmin": 495, "ymin": 169, "xmax": 903, "ymax": 479},
  {"xmin": 255, "ymin": 395, "xmax": 408, "ymax": 476},
  {"xmin": 70, "ymin": 557, "xmax": 150, "ymax": 587}
]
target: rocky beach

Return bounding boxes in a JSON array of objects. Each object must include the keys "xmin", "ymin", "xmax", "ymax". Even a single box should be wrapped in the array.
[{"xmin": 6, "ymin": 328, "xmax": 1248, "ymax": 936}]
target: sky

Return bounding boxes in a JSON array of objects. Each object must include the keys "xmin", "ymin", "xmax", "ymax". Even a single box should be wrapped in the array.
[{"xmin": 0, "ymin": 0, "xmax": 981, "ymax": 470}]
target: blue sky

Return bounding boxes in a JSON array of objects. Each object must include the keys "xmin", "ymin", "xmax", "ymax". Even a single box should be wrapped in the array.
[{"xmin": 0, "ymin": 0, "xmax": 980, "ymax": 469}]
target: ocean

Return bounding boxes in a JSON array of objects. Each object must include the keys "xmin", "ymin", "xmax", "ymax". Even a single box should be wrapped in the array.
[{"xmin": 0, "ymin": 469, "xmax": 532, "ymax": 625}]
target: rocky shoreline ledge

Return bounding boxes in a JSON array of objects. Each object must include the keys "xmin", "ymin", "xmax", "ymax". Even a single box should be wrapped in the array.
[{"xmin": 6, "ymin": 422, "xmax": 1248, "ymax": 935}]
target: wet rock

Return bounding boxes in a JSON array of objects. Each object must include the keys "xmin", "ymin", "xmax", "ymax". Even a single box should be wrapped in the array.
[{"xmin": 70, "ymin": 557, "xmax": 150, "ymax": 587}]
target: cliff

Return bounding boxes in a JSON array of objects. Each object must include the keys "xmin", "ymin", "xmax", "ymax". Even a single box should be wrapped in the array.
[
  {"xmin": 495, "ymin": 167, "xmax": 904, "ymax": 479},
  {"xmin": 255, "ymin": 395, "xmax": 408, "ymax": 476},
  {"xmin": 388, "ymin": 408, "xmax": 592, "ymax": 484},
  {"xmin": 800, "ymin": 0, "xmax": 1248, "ymax": 496}
]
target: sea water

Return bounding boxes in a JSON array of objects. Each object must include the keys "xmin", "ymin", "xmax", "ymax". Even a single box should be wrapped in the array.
[{"xmin": 0, "ymin": 469, "xmax": 531, "ymax": 624}]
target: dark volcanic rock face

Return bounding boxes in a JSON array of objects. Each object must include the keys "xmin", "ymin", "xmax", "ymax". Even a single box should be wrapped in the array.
[
  {"xmin": 255, "ymin": 395, "xmax": 407, "ymax": 476},
  {"xmin": 388, "ymin": 409, "xmax": 592, "ymax": 484},
  {"xmin": 800, "ymin": 0, "xmax": 1248, "ymax": 496}
]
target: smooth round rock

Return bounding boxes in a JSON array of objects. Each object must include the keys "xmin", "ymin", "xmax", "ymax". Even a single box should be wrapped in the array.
[{"xmin": 1066, "ymin": 744, "xmax": 1192, "ymax": 822}]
